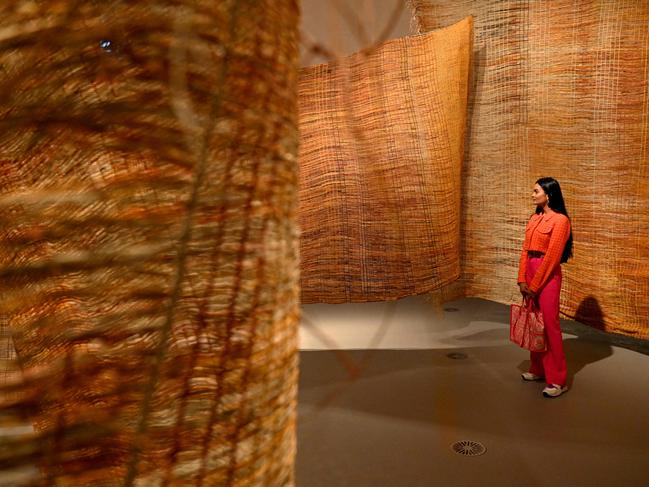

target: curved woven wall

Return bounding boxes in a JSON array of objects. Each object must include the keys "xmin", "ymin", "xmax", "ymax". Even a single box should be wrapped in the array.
[
  {"xmin": 408, "ymin": 1, "xmax": 649, "ymax": 339},
  {"xmin": 299, "ymin": 17, "xmax": 473, "ymax": 303},
  {"xmin": 0, "ymin": 1, "xmax": 299, "ymax": 485}
]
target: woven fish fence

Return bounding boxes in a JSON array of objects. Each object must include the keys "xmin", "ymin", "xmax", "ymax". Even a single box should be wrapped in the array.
[
  {"xmin": 408, "ymin": 0, "xmax": 649, "ymax": 339},
  {"xmin": 299, "ymin": 17, "xmax": 473, "ymax": 303},
  {"xmin": 0, "ymin": 1, "xmax": 299, "ymax": 485}
]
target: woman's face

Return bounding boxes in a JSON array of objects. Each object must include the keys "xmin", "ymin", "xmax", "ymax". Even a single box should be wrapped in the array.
[{"xmin": 532, "ymin": 184, "xmax": 548, "ymax": 206}]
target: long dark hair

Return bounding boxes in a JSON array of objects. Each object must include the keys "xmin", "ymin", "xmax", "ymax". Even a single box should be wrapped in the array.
[{"xmin": 535, "ymin": 177, "xmax": 573, "ymax": 263}]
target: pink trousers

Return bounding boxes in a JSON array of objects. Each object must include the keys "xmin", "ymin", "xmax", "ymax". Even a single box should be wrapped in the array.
[{"xmin": 526, "ymin": 256, "xmax": 567, "ymax": 386}]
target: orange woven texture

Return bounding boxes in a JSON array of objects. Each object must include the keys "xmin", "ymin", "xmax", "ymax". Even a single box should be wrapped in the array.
[
  {"xmin": 299, "ymin": 18, "xmax": 473, "ymax": 303},
  {"xmin": 0, "ymin": 1, "xmax": 299, "ymax": 485},
  {"xmin": 410, "ymin": 1, "xmax": 649, "ymax": 339}
]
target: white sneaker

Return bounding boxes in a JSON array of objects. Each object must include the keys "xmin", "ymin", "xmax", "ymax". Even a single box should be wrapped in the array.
[
  {"xmin": 521, "ymin": 372, "xmax": 544, "ymax": 381},
  {"xmin": 542, "ymin": 384, "xmax": 568, "ymax": 398}
]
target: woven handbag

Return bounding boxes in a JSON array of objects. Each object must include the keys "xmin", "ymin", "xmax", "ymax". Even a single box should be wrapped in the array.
[{"xmin": 510, "ymin": 298, "xmax": 547, "ymax": 352}]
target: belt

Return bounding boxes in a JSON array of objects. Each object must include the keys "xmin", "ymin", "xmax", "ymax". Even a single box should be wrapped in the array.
[{"xmin": 527, "ymin": 250, "xmax": 545, "ymax": 258}]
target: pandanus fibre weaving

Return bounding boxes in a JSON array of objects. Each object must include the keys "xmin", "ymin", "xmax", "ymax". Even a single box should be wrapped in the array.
[
  {"xmin": 299, "ymin": 17, "xmax": 473, "ymax": 304},
  {"xmin": 408, "ymin": 0, "xmax": 649, "ymax": 338},
  {"xmin": 298, "ymin": 1, "xmax": 649, "ymax": 338},
  {"xmin": 0, "ymin": 1, "xmax": 300, "ymax": 485}
]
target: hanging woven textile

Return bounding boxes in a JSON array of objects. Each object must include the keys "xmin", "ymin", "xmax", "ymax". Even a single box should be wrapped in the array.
[
  {"xmin": 299, "ymin": 17, "xmax": 473, "ymax": 303},
  {"xmin": 409, "ymin": 0, "xmax": 649, "ymax": 339}
]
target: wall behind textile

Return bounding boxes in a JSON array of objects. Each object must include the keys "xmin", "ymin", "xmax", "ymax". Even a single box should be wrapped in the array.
[
  {"xmin": 409, "ymin": 0, "xmax": 649, "ymax": 338},
  {"xmin": 300, "ymin": 0, "xmax": 412, "ymax": 66}
]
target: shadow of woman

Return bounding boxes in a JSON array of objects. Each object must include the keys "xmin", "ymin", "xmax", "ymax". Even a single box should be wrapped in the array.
[
  {"xmin": 519, "ymin": 296, "xmax": 613, "ymax": 386},
  {"xmin": 563, "ymin": 296, "xmax": 613, "ymax": 385}
]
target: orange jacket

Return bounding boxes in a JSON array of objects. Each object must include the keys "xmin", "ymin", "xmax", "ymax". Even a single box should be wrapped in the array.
[{"xmin": 517, "ymin": 212, "xmax": 571, "ymax": 292}]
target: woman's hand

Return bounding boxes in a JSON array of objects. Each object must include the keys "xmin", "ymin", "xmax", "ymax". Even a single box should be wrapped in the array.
[
  {"xmin": 518, "ymin": 282, "xmax": 529, "ymax": 297},
  {"xmin": 518, "ymin": 282, "xmax": 536, "ymax": 299}
]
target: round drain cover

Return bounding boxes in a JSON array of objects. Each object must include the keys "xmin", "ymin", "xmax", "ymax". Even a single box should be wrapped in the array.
[{"xmin": 451, "ymin": 440, "xmax": 486, "ymax": 456}]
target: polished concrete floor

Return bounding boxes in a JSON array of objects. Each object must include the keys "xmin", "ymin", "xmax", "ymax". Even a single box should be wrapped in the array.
[
  {"xmin": 1, "ymin": 297, "xmax": 648, "ymax": 486},
  {"xmin": 297, "ymin": 296, "xmax": 649, "ymax": 487}
]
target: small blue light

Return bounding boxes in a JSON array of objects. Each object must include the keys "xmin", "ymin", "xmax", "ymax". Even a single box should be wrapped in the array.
[{"xmin": 99, "ymin": 39, "xmax": 113, "ymax": 52}]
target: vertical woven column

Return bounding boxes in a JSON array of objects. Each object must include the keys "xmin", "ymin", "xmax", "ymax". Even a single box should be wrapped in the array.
[
  {"xmin": 0, "ymin": 1, "xmax": 299, "ymax": 485},
  {"xmin": 410, "ymin": 0, "xmax": 649, "ymax": 338}
]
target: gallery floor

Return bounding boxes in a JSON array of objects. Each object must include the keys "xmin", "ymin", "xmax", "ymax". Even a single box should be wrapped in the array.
[
  {"xmin": 1, "ymin": 296, "xmax": 648, "ymax": 485},
  {"xmin": 297, "ymin": 296, "xmax": 649, "ymax": 487}
]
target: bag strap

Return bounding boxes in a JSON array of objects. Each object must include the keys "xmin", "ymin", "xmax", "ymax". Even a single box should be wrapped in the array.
[{"xmin": 523, "ymin": 297, "xmax": 537, "ymax": 310}]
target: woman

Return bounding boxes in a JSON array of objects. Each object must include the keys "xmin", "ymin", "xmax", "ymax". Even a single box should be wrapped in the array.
[{"xmin": 517, "ymin": 177, "xmax": 573, "ymax": 398}]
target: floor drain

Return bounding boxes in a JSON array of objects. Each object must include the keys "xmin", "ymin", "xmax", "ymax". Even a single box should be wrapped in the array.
[
  {"xmin": 444, "ymin": 307, "xmax": 459, "ymax": 312},
  {"xmin": 451, "ymin": 440, "xmax": 486, "ymax": 456},
  {"xmin": 446, "ymin": 352, "xmax": 468, "ymax": 360}
]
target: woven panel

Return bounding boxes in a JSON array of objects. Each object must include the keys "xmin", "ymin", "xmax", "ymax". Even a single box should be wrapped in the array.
[
  {"xmin": 410, "ymin": 1, "xmax": 649, "ymax": 339},
  {"xmin": 299, "ymin": 17, "xmax": 473, "ymax": 303},
  {"xmin": 0, "ymin": 1, "xmax": 299, "ymax": 485}
]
